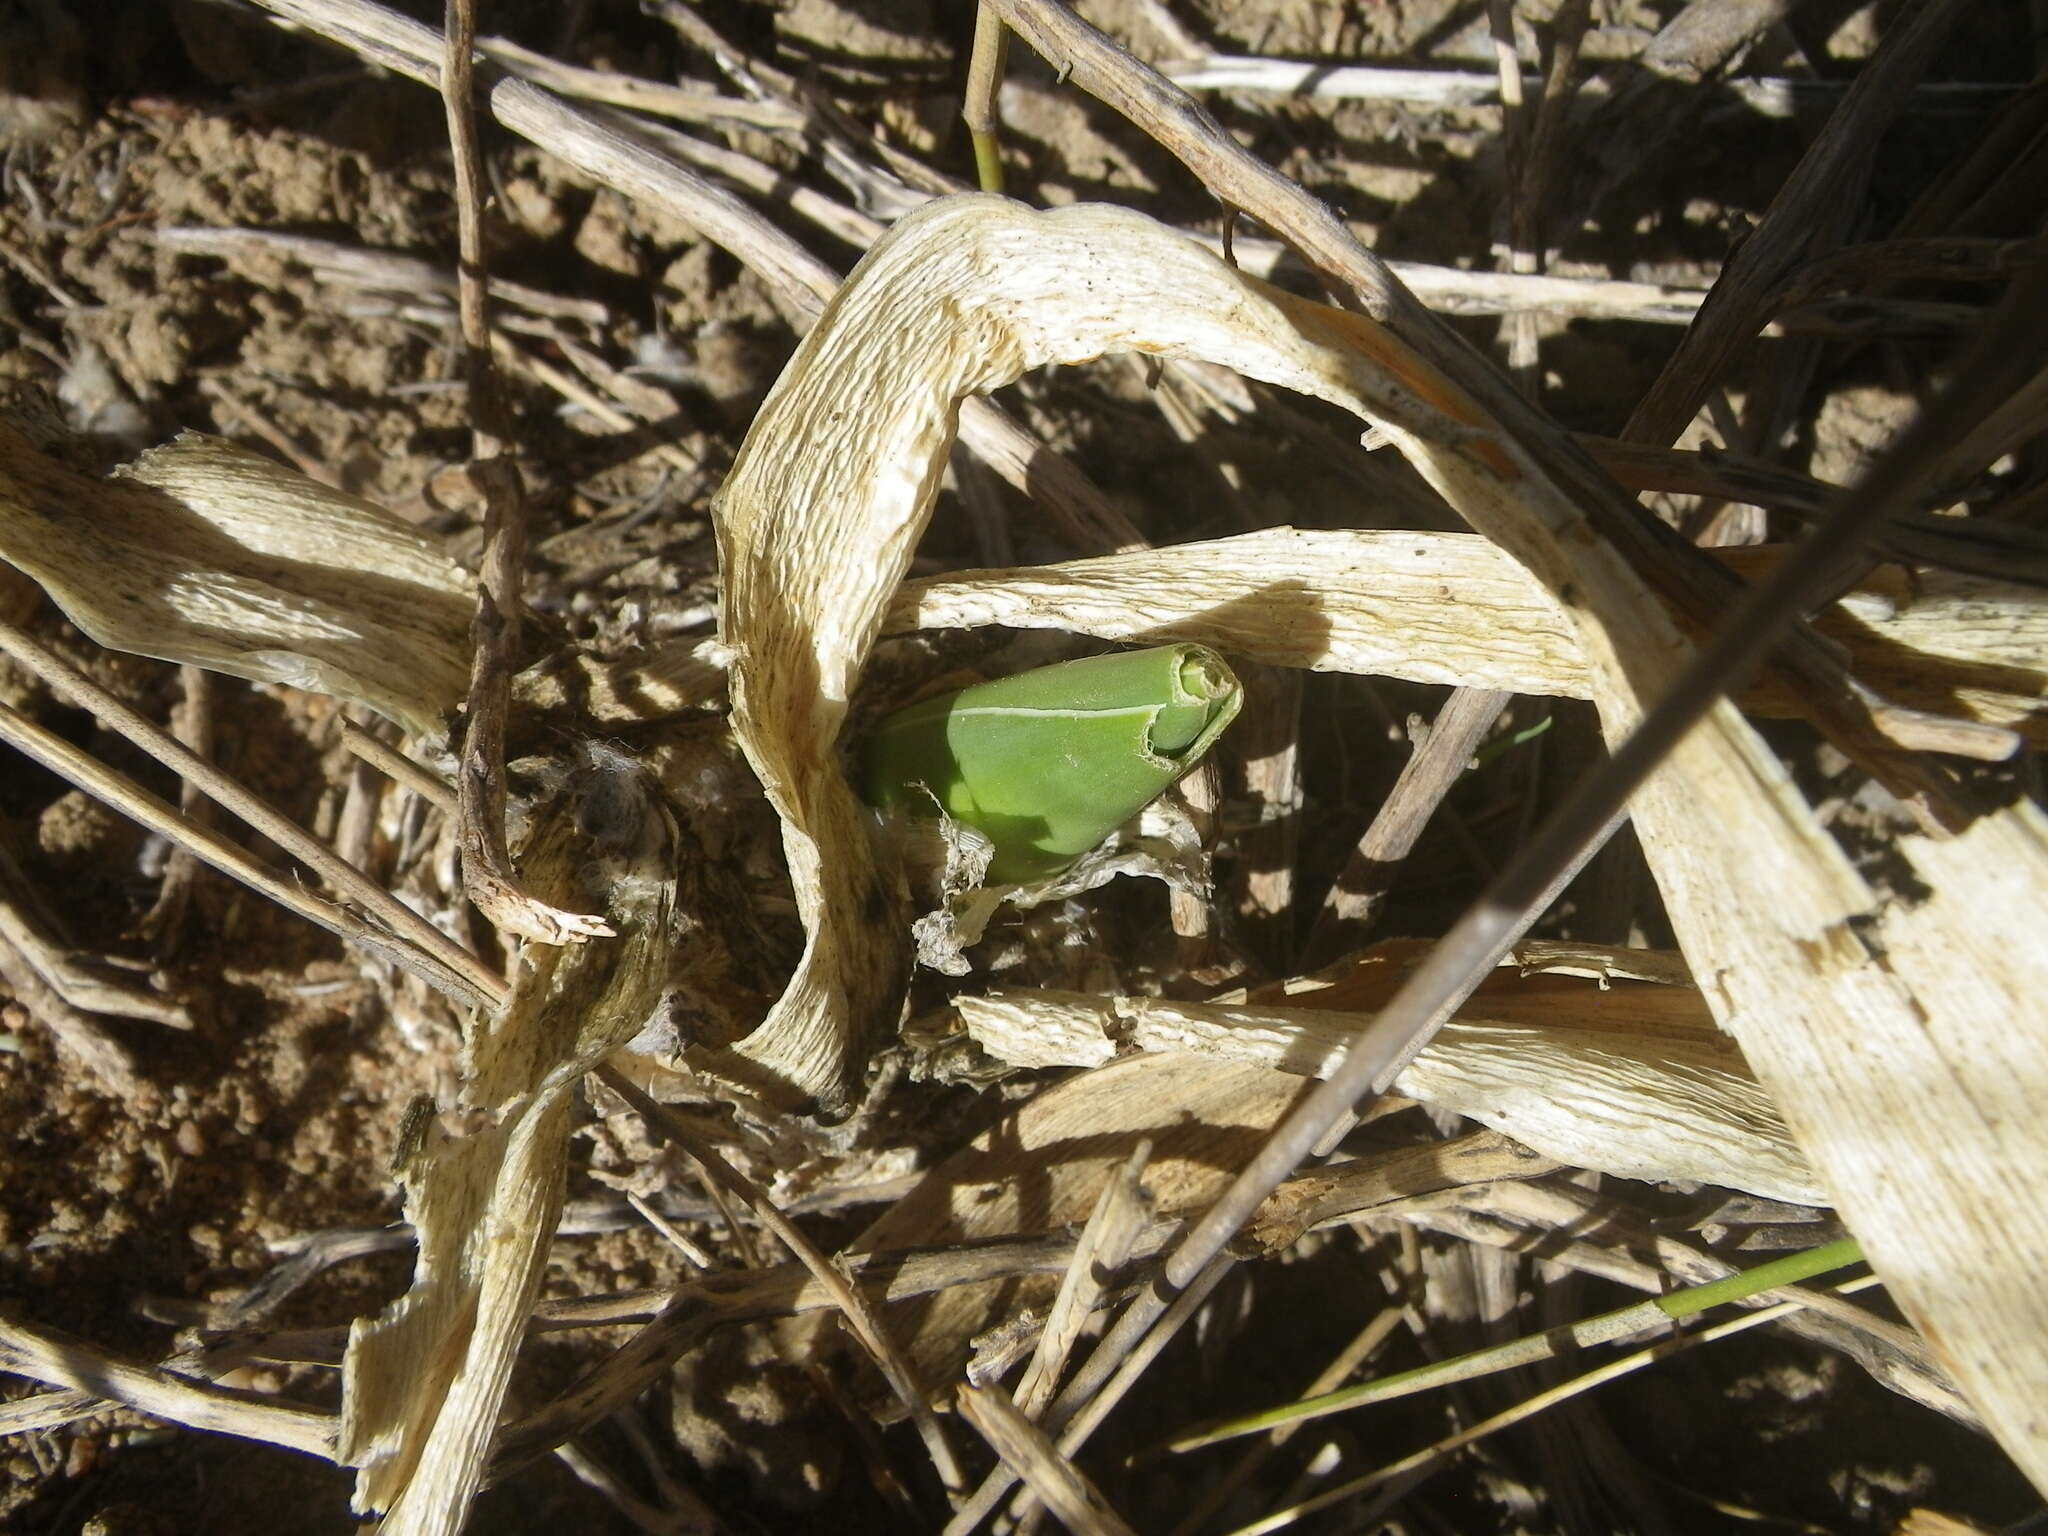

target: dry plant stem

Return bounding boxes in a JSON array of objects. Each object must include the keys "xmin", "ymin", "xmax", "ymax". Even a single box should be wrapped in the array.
[
  {"xmin": 1158, "ymin": 54, "xmax": 2005, "ymax": 121},
  {"xmin": 1305, "ymin": 688, "xmax": 1510, "ymax": 964},
  {"xmin": 1230, "ymin": 1275, "xmax": 1884, "ymax": 1536},
  {"xmin": 0, "ymin": 619, "xmax": 502, "ymax": 1009},
  {"xmin": 340, "ymin": 722, "xmax": 459, "ymax": 814},
  {"xmin": 965, "ymin": 5, "xmax": 1010, "ymax": 193},
  {"xmin": 1623, "ymin": 0, "xmax": 1970, "ymax": 447},
  {"xmin": 953, "ymin": 1257, "xmax": 1238, "ymax": 1535},
  {"xmin": 957, "ymin": 1385, "xmax": 1137, "ymax": 1536},
  {"xmin": 441, "ymin": 0, "xmax": 603, "ymax": 949},
  {"xmin": 0, "ymin": 1313, "xmax": 337, "ymax": 1459},
  {"xmin": 136, "ymin": 664, "xmax": 213, "ymax": 948},
  {"xmin": 985, "ymin": 0, "xmax": 1963, "ymax": 811},
  {"xmin": 594, "ymin": 1066, "xmax": 966, "ymax": 1494},
  {"xmin": 1552, "ymin": 0, "xmax": 1794, "ymax": 243},
  {"xmin": 1014, "ymin": 1141, "xmax": 1153, "ymax": 1417},
  {"xmin": 1767, "ymin": 234, "xmax": 2048, "ymax": 317},
  {"xmin": 502, "ymin": 1134, "xmax": 1555, "ymax": 1472},
  {"xmin": 0, "ymin": 935, "xmax": 141, "ymax": 1093},
  {"xmin": 1584, "ymin": 436, "xmax": 2048, "ymax": 584},
  {"xmin": 1397, "ymin": 1179, "xmax": 1955, "ymax": 1420}
]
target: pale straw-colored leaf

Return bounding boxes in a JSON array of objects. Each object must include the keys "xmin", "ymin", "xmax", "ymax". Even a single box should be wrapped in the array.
[
  {"xmin": 340, "ymin": 746, "xmax": 681, "ymax": 1535},
  {"xmin": 885, "ymin": 530, "xmax": 2048, "ymax": 742},
  {"xmin": 0, "ymin": 423, "xmax": 472, "ymax": 737},
  {"xmin": 956, "ymin": 966, "xmax": 1826, "ymax": 1204}
]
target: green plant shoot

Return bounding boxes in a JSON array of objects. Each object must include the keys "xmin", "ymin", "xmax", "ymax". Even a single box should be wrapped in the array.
[{"xmin": 859, "ymin": 644, "xmax": 1243, "ymax": 883}]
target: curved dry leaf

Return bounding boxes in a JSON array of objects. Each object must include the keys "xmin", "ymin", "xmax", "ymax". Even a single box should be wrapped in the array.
[
  {"xmin": 0, "ymin": 423, "xmax": 472, "ymax": 736},
  {"xmin": 342, "ymin": 747, "xmax": 682, "ymax": 1535},
  {"xmin": 887, "ymin": 530, "xmax": 2048, "ymax": 741},
  {"xmin": 712, "ymin": 191, "xmax": 2048, "ymax": 1481},
  {"xmin": 957, "ymin": 980, "xmax": 1826, "ymax": 1204},
  {"xmin": 712, "ymin": 194, "xmax": 1511, "ymax": 1106}
]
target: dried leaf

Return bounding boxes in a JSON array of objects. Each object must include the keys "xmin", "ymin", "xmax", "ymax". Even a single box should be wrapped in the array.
[
  {"xmin": 341, "ymin": 747, "xmax": 681, "ymax": 1534},
  {"xmin": 0, "ymin": 423, "xmax": 472, "ymax": 736},
  {"xmin": 957, "ymin": 961, "xmax": 1826, "ymax": 1204}
]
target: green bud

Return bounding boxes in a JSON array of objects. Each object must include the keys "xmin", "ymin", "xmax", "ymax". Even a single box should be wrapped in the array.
[{"xmin": 860, "ymin": 644, "xmax": 1242, "ymax": 883}]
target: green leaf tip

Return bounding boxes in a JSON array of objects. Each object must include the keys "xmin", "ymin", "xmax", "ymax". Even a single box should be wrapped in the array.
[{"xmin": 859, "ymin": 643, "xmax": 1243, "ymax": 883}]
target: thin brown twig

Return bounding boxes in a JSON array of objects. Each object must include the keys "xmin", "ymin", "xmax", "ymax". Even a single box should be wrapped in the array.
[
  {"xmin": 0, "ymin": 932, "xmax": 143, "ymax": 1094},
  {"xmin": 338, "ymin": 721, "xmax": 459, "ymax": 814},
  {"xmin": 0, "ymin": 615, "xmax": 503, "ymax": 1007},
  {"xmin": 0, "ymin": 1313, "xmax": 337, "ymax": 1459},
  {"xmin": 442, "ymin": 0, "xmax": 609, "ymax": 949},
  {"xmin": 957, "ymin": 1384, "xmax": 1137, "ymax": 1536},
  {"xmin": 595, "ymin": 1065, "xmax": 967, "ymax": 1495}
]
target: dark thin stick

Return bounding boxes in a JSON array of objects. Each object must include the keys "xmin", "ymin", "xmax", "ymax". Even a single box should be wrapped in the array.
[
  {"xmin": 1622, "ymin": 0, "xmax": 1973, "ymax": 447},
  {"xmin": 442, "ymin": 0, "xmax": 608, "ymax": 948}
]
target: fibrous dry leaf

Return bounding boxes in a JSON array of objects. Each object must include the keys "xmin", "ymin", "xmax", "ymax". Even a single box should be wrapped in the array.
[{"xmin": 0, "ymin": 423, "xmax": 472, "ymax": 737}]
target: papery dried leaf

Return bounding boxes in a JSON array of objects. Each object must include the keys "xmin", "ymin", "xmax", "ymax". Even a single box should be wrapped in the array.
[
  {"xmin": 957, "ymin": 971, "xmax": 1825, "ymax": 1204},
  {"xmin": 886, "ymin": 530, "xmax": 2048, "ymax": 740},
  {"xmin": 712, "ymin": 194, "xmax": 1526, "ymax": 1106},
  {"xmin": 0, "ymin": 424, "xmax": 472, "ymax": 736},
  {"xmin": 341, "ymin": 746, "xmax": 681, "ymax": 1535}
]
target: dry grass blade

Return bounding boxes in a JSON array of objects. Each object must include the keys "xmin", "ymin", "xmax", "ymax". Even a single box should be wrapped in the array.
[
  {"xmin": 1225, "ymin": 1275, "xmax": 1887, "ymax": 1536},
  {"xmin": 0, "ymin": 695, "xmax": 493, "ymax": 1011},
  {"xmin": 0, "ymin": 614, "xmax": 502, "ymax": 1004},
  {"xmin": 1013, "ymin": 1141, "xmax": 1154, "ymax": 1417},
  {"xmin": 5, "ymin": 1, "xmax": 2041, "ymax": 1529},
  {"xmin": 887, "ymin": 531, "xmax": 2038, "ymax": 747},
  {"xmin": 956, "ymin": 1383, "xmax": 1137, "ymax": 1536},
  {"xmin": 252, "ymin": 0, "xmax": 1143, "ymax": 555},
  {"xmin": 0, "ymin": 1314, "xmax": 337, "ymax": 1459},
  {"xmin": 0, "ymin": 423, "xmax": 473, "ymax": 738}
]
